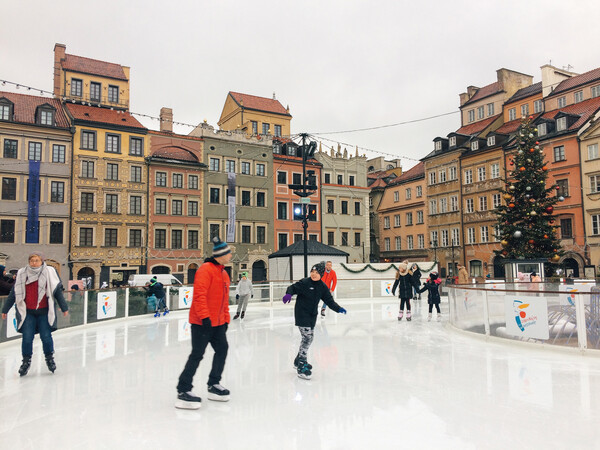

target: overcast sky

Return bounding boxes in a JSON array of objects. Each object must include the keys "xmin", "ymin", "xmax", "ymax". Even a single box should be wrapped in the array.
[{"xmin": 2, "ymin": 0, "xmax": 599, "ymax": 170}]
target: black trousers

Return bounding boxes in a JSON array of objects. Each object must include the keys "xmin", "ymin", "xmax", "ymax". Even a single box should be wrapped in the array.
[
  {"xmin": 428, "ymin": 303, "xmax": 441, "ymax": 313},
  {"xmin": 177, "ymin": 323, "xmax": 228, "ymax": 392}
]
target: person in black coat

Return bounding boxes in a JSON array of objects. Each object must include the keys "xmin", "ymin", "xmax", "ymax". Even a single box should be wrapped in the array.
[
  {"xmin": 282, "ymin": 262, "xmax": 347, "ymax": 379},
  {"xmin": 145, "ymin": 277, "xmax": 169, "ymax": 317},
  {"xmin": 0, "ymin": 265, "xmax": 15, "ymax": 296},
  {"xmin": 418, "ymin": 271, "xmax": 442, "ymax": 321},
  {"xmin": 410, "ymin": 263, "xmax": 422, "ymax": 300},
  {"xmin": 392, "ymin": 262, "xmax": 418, "ymax": 321}
]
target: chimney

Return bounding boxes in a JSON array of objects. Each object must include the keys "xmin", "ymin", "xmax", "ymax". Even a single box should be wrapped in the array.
[
  {"xmin": 160, "ymin": 107, "xmax": 173, "ymax": 133},
  {"xmin": 53, "ymin": 43, "xmax": 66, "ymax": 97}
]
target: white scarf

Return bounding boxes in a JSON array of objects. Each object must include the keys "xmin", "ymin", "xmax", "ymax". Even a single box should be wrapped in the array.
[{"xmin": 13, "ymin": 263, "xmax": 61, "ymax": 329}]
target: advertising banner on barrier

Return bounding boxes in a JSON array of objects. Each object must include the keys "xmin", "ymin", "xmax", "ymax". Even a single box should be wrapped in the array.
[
  {"xmin": 97, "ymin": 291, "xmax": 117, "ymax": 319},
  {"xmin": 6, "ymin": 306, "xmax": 18, "ymax": 338},
  {"xmin": 178, "ymin": 319, "xmax": 192, "ymax": 341},
  {"xmin": 178, "ymin": 287, "xmax": 193, "ymax": 309},
  {"xmin": 380, "ymin": 281, "xmax": 395, "ymax": 296},
  {"xmin": 95, "ymin": 329, "xmax": 116, "ymax": 360},
  {"xmin": 504, "ymin": 295, "xmax": 549, "ymax": 340},
  {"xmin": 558, "ymin": 284, "xmax": 592, "ymax": 306}
]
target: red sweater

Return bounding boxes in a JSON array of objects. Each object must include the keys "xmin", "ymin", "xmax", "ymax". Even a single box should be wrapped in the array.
[
  {"xmin": 25, "ymin": 281, "xmax": 48, "ymax": 310},
  {"xmin": 321, "ymin": 270, "xmax": 337, "ymax": 293}
]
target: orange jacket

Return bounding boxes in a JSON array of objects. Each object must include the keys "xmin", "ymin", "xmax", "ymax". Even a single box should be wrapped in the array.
[
  {"xmin": 321, "ymin": 269, "xmax": 337, "ymax": 293},
  {"xmin": 189, "ymin": 258, "xmax": 231, "ymax": 326}
]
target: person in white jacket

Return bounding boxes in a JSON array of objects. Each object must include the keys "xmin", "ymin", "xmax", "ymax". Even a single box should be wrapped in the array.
[{"xmin": 233, "ymin": 272, "xmax": 253, "ymax": 320}]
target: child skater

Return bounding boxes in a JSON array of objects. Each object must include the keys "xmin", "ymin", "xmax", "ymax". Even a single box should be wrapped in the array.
[
  {"xmin": 391, "ymin": 262, "xmax": 418, "ymax": 321},
  {"xmin": 282, "ymin": 262, "xmax": 347, "ymax": 380},
  {"xmin": 418, "ymin": 271, "xmax": 442, "ymax": 321}
]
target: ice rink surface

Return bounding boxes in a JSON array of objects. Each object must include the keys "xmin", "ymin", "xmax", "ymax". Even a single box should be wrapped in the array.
[{"xmin": 1, "ymin": 298, "xmax": 600, "ymax": 450}]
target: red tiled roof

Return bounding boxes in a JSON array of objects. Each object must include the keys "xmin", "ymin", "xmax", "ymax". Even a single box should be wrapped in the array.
[
  {"xmin": 369, "ymin": 178, "xmax": 389, "ymax": 188},
  {"xmin": 541, "ymin": 96, "xmax": 600, "ymax": 130},
  {"xmin": 389, "ymin": 162, "xmax": 424, "ymax": 185},
  {"xmin": 62, "ymin": 54, "xmax": 128, "ymax": 80},
  {"xmin": 66, "ymin": 103, "xmax": 146, "ymax": 130},
  {"xmin": 462, "ymin": 82, "xmax": 502, "ymax": 106},
  {"xmin": 151, "ymin": 146, "xmax": 199, "ymax": 162},
  {"xmin": 229, "ymin": 92, "xmax": 290, "ymax": 116},
  {"xmin": 494, "ymin": 113, "xmax": 543, "ymax": 135},
  {"xmin": 0, "ymin": 91, "xmax": 70, "ymax": 128},
  {"xmin": 550, "ymin": 67, "xmax": 600, "ymax": 96},
  {"xmin": 455, "ymin": 114, "xmax": 501, "ymax": 136}
]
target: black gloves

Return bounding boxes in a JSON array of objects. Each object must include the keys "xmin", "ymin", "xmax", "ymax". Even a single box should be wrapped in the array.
[{"xmin": 202, "ymin": 317, "xmax": 212, "ymax": 327}]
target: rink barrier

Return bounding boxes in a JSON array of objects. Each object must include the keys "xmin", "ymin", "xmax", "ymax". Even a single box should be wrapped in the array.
[{"xmin": 447, "ymin": 282, "xmax": 600, "ymax": 353}]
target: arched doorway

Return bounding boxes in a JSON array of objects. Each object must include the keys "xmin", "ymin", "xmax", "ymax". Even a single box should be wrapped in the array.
[
  {"xmin": 77, "ymin": 267, "xmax": 95, "ymax": 289},
  {"xmin": 252, "ymin": 260, "xmax": 267, "ymax": 282},
  {"xmin": 493, "ymin": 256, "xmax": 505, "ymax": 279},
  {"xmin": 563, "ymin": 257, "xmax": 580, "ymax": 277},
  {"xmin": 188, "ymin": 263, "xmax": 199, "ymax": 284},
  {"xmin": 152, "ymin": 265, "xmax": 171, "ymax": 274}
]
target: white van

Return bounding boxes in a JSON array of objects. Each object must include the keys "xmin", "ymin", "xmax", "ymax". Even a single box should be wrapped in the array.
[{"xmin": 128, "ymin": 274, "xmax": 183, "ymax": 287}]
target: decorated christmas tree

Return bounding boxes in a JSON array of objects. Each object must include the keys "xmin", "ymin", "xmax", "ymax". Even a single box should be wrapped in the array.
[{"xmin": 495, "ymin": 116, "xmax": 563, "ymax": 262}]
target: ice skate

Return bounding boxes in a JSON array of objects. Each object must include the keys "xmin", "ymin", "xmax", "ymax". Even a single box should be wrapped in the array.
[
  {"xmin": 398, "ymin": 311, "xmax": 403, "ymax": 321},
  {"xmin": 406, "ymin": 311, "xmax": 412, "ymax": 321},
  {"xmin": 163, "ymin": 308, "xmax": 169, "ymax": 316},
  {"xmin": 437, "ymin": 314, "xmax": 442, "ymax": 322},
  {"xmin": 207, "ymin": 384, "xmax": 230, "ymax": 402},
  {"xmin": 175, "ymin": 391, "xmax": 202, "ymax": 409},
  {"xmin": 240, "ymin": 311, "xmax": 245, "ymax": 319},
  {"xmin": 18, "ymin": 356, "xmax": 31, "ymax": 377},
  {"xmin": 45, "ymin": 353, "xmax": 56, "ymax": 373},
  {"xmin": 321, "ymin": 308, "xmax": 326, "ymax": 317},
  {"xmin": 428, "ymin": 313, "xmax": 432, "ymax": 322},
  {"xmin": 293, "ymin": 355, "xmax": 312, "ymax": 371},
  {"xmin": 154, "ymin": 311, "xmax": 160, "ymax": 318},
  {"xmin": 297, "ymin": 361, "xmax": 312, "ymax": 380},
  {"xmin": 233, "ymin": 313, "xmax": 240, "ymax": 320}
]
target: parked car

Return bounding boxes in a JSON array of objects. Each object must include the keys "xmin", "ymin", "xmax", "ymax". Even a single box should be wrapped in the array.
[{"xmin": 128, "ymin": 274, "xmax": 183, "ymax": 287}]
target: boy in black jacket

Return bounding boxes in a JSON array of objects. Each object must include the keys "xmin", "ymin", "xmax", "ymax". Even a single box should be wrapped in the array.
[
  {"xmin": 145, "ymin": 277, "xmax": 169, "ymax": 317},
  {"xmin": 282, "ymin": 262, "xmax": 347, "ymax": 379}
]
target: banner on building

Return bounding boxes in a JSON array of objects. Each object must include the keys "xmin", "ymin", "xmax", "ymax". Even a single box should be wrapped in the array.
[
  {"xmin": 504, "ymin": 295, "xmax": 549, "ymax": 340},
  {"xmin": 97, "ymin": 291, "xmax": 118, "ymax": 319},
  {"xmin": 227, "ymin": 172, "xmax": 236, "ymax": 242},
  {"xmin": 26, "ymin": 160, "xmax": 40, "ymax": 243}
]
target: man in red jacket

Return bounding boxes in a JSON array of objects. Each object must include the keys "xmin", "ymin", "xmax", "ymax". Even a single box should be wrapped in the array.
[
  {"xmin": 320, "ymin": 261, "xmax": 337, "ymax": 317},
  {"xmin": 176, "ymin": 237, "xmax": 233, "ymax": 409}
]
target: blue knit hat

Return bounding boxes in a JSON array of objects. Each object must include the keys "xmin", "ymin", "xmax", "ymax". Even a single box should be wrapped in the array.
[{"xmin": 212, "ymin": 236, "xmax": 231, "ymax": 257}]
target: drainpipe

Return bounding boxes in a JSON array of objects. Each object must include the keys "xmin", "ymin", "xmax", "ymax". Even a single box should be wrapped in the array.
[{"xmin": 577, "ymin": 135, "xmax": 591, "ymax": 265}]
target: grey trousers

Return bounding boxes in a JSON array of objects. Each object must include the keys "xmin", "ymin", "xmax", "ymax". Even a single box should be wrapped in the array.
[{"xmin": 236, "ymin": 294, "xmax": 250, "ymax": 314}]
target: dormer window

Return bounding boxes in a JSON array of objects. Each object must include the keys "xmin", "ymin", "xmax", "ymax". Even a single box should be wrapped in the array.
[
  {"xmin": 592, "ymin": 85, "xmax": 600, "ymax": 99},
  {"xmin": 0, "ymin": 99, "xmax": 13, "ymax": 121},
  {"xmin": 509, "ymin": 108, "xmax": 516, "ymax": 121},
  {"xmin": 557, "ymin": 96, "xmax": 567, "ymax": 108},
  {"xmin": 557, "ymin": 117, "xmax": 567, "ymax": 132},
  {"xmin": 287, "ymin": 145, "xmax": 296, "ymax": 156},
  {"xmin": 538, "ymin": 123, "xmax": 547, "ymax": 136},
  {"xmin": 487, "ymin": 136, "xmax": 496, "ymax": 146},
  {"xmin": 71, "ymin": 78, "xmax": 82, "ymax": 97},
  {"xmin": 273, "ymin": 144, "xmax": 281, "ymax": 154},
  {"xmin": 435, "ymin": 141, "xmax": 442, "ymax": 151},
  {"xmin": 36, "ymin": 105, "xmax": 56, "ymax": 126},
  {"xmin": 471, "ymin": 141, "xmax": 479, "ymax": 151},
  {"xmin": 468, "ymin": 110, "xmax": 475, "ymax": 123},
  {"xmin": 449, "ymin": 136, "xmax": 456, "ymax": 147},
  {"xmin": 574, "ymin": 91, "xmax": 583, "ymax": 103}
]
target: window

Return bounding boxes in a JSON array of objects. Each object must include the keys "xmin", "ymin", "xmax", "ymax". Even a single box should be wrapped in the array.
[
  {"xmin": 187, "ymin": 174, "xmax": 198, "ymax": 189},
  {"xmin": 172, "ymin": 173, "xmax": 183, "ymax": 188},
  {"xmin": 471, "ymin": 141, "xmax": 479, "ymax": 151},
  {"xmin": 241, "ymin": 225, "xmax": 251, "ymax": 243},
  {"xmin": 429, "ymin": 171, "xmax": 437, "ymax": 185},
  {"xmin": 172, "ymin": 230, "xmax": 183, "ymax": 249},
  {"xmin": 384, "ymin": 216, "xmax": 390, "ymax": 229},
  {"xmin": 3, "ymin": 139, "xmax": 17, "ymax": 158},
  {"xmin": 49, "ymin": 222, "xmax": 64, "ymax": 244},
  {"xmin": 588, "ymin": 144, "xmax": 599, "ymax": 160},
  {"xmin": 277, "ymin": 202, "xmax": 287, "ymax": 220},
  {"xmin": 80, "ymin": 228, "xmax": 93, "ymax": 246},
  {"xmin": 105, "ymin": 228, "xmax": 118, "ymax": 247},
  {"xmin": 241, "ymin": 162, "xmax": 251, "ymax": 175},
  {"xmin": 464, "ymin": 169, "xmax": 472, "ymax": 184},
  {"xmin": 593, "ymin": 215, "xmax": 600, "ymax": 235},
  {"xmin": 449, "ymin": 136, "xmax": 456, "ymax": 147},
  {"xmin": 470, "ymin": 261, "xmax": 482, "ymax": 277},
  {"xmin": 479, "ymin": 196, "xmax": 488, "ymax": 211},
  {"xmin": 538, "ymin": 123, "xmax": 547, "ymax": 136},
  {"xmin": 184, "ymin": 230, "xmax": 198, "ymax": 249},
  {"xmin": 224, "ymin": 160, "xmax": 235, "ymax": 174},
  {"xmin": 28, "ymin": 142, "xmax": 42, "ymax": 161},
  {"xmin": 452, "ymin": 229, "xmax": 460, "ymax": 246},
  {"xmin": 256, "ymin": 164, "xmax": 265, "ymax": 176},
  {"xmin": 292, "ymin": 173, "xmax": 302, "ymax": 185},
  {"xmin": 416, "ymin": 185, "xmax": 423, "ymax": 197},
  {"xmin": 554, "ymin": 145, "xmax": 566, "ymax": 162},
  {"xmin": 493, "ymin": 193, "xmax": 501, "ymax": 209},
  {"xmin": 351, "ymin": 232, "xmax": 359, "ymax": 247},
  {"xmin": 557, "ymin": 179, "xmax": 569, "ymax": 197},
  {"xmin": 155, "ymin": 229, "xmax": 166, "ymax": 249},
  {"xmin": 105, "ymin": 194, "xmax": 119, "ymax": 213},
  {"xmin": 105, "ymin": 134, "xmax": 120, "ymax": 153},
  {"xmin": 39, "ymin": 109, "xmax": 55, "ymax": 126},
  {"xmin": 52, "ymin": 144, "xmax": 65, "ymax": 163},
  {"xmin": 257, "ymin": 192, "xmax": 265, "ymax": 207},
  {"xmin": 188, "ymin": 200, "xmax": 198, "ymax": 216},
  {"xmin": 349, "ymin": 175, "xmax": 355, "ymax": 186},
  {"xmin": 341, "ymin": 232, "xmax": 348, "ymax": 246},
  {"xmin": 327, "ymin": 199, "xmax": 335, "ymax": 214},
  {"xmin": 592, "ymin": 85, "xmax": 600, "ymax": 99},
  {"xmin": 439, "ymin": 170, "xmax": 446, "ymax": 183},
  {"xmin": 274, "ymin": 125, "xmax": 282, "ymax": 137},
  {"xmin": 521, "ymin": 104, "xmax": 529, "ymax": 117},
  {"xmin": 487, "ymin": 136, "xmax": 496, "ymax": 146},
  {"xmin": 355, "ymin": 202, "xmax": 361, "ymax": 215},
  {"xmin": 337, "ymin": 175, "xmax": 343, "ymax": 185},
  {"xmin": 441, "ymin": 229, "xmax": 449, "ymax": 247},
  {"xmin": 450, "ymin": 196, "xmax": 458, "ymax": 212},
  {"xmin": 324, "ymin": 173, "xmax": 331, "ymax": 184},
  {"xmin": 467, "ymin": 227, "xmax": 475, "ymax": 244},
  {"xmin": 209, "ymin": 188, "xmax": 220, "ymax": 204},
  {"xmin": 341, "ymin": 201, "xmax": 348, "ymax": 214},
  {"xmin": 156, "ymin": 198, "xmax": 167, "ymax": 214},
  {"xmin": 81, "ymin": 193, "xmax": 94, "ymax": 212},
  {"xmin": 394, "ymin": 214, "xmax": 400, "ymax": 227},
  {"xmin": 477, "ymin": 166, "xmax": 486, "ymax": 181},
  {"xmin": 574, "ymin": 91, "xmax": 583, "ymax": 103},
  {"xmin": 418, "ymin": 234, "xmax": 425, "ymax": 249},
  {"xmin": 209, "ymin": 158, "xmax": 220, "ymax": 171},
  {"xmin": 277, "ymin": 172, "xmax": 286, "ymax": 184},
  {"xmin": 429, "ymin": 199, "xmax": 437, "ymax": 215},
  {"xmin": 278, "ymin": 233, "xmax": 288, "ymax": 249},
  {"xmin": 406, "ymin": 212, "xmax": 413, "ymax": 225},
  {"xmin": 384, "ymin": 238, "xmax": 390, "ymax": 251},
  {"xmin": 487, "ymin": 103, "xmax": 494, "ymax": 116},
  {"xmin": 262, "ymin": 123, "xmax": 270, "ymax": 135},
  {"xmin": 466, "ymin": 198, "xmax": 474, "ymax": 213},
  {"xmin": 0, "ymin": 220, "xmax": 15, "ymax": 243},
  {"xmin": 591, "ymin": 175, "xmax": 600, "ymax": 193},
  {"xmin": 156, "ymin": 172, "xmax": 167, "ymax": 187},
  {"xmin": 130, "ymin": 229, "xmax": 142, "ymax": 247},
  {"xmin": 209, "ymin": 224, "xmax": 220, "ymax": 240},
  {"xmin": 51, "ymin": 181, "xmax": 64, "ymax": 203},
  {"xmin": 435, "ymin": 140, "xmax": 442, "ymax": 150},
  {"xmin": 558, "ymin": 96, "xmax": 567, "ymax": 108},
  {"xmin": 477, "ymin": 106, "xmax": 484, "ymax": 119},
  {"xmin": 480, "ymin": 226, "xmax": 489, "ymax": 243},
  {"xmin": 131, "ymin": 166, "xmax": 142, "ymax": 183},
  {"xmin": 0, "ymin": 102, "xmax": 11, "ymax": 121},
  {"xmin": 509, "ymin": 108, "xmax": 516, "ymax": 121},
  {"xmin": 108, "ymin": 85, "xmax": 119, "ymax": 103},
  {"xmin": 395, "ymin": 236, "xmax": 402, "ymax": 250},
  {"xmin": 491, "ymin": 163, "xmax": 500, "ymax": 179},
  {"xmin": 81, "ymin": 130, "xmax": 96, "ymax": 150},
  {"xmin": 130, "ymin": 137, "xmax": 143, "ymax": 156},
  {"xmin": 430, "ymin": 231, "xmax": 438, "ymax": 247},
  {"xmin": 257, "ymin": 226, "xmax": 266, "ymax": 244},
  {"xmin": 90, "ymin": 82, "xmax": 101, "ymax": 102},
  {"xmin": 394, "ymin": 191, "xmax": 399, "ymax": 202},
  {"xmin": 561, "ymin": 218, "xmax": 573, "ymax": 238},
  {"xmin": 557, "ymin": 117, "xmax": 567, "ymax": 131},
  {"xmin": 130, "ymin": 196, "xmax": 142, "ymax": 215},
  {"xmin": 251, "ymin": 121, "xmax": 258, "ymax": 135},
  {"xmin": 468, "ymin": 110, "xmax": 475, "ymax": 122},
  {"xmin": 71, "ymin": 79, "xmax": 82, "ymax": 97},
  {"xmin": 241, "ymin": 190, "xmax": 251, "ymax": 206},
  {"xmin": 172, "ymin": 199, "xmax": 183, "ymax": 215},
  {"xmin": 439, "ymin": 197, "xmax": 448, "ymax": 213},
  {"xmin": 106, "ymin": 163, "xmax": 119, "ymax": 180}
]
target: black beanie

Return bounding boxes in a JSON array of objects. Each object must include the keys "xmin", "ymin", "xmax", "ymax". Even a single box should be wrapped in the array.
[{"xmin": 311, "ymin": 262, "xmax": 326, "ymax": 277}]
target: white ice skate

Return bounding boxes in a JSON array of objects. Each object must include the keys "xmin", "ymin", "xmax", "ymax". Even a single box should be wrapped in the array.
[{"xmin": 427, "ymin": 313, "xmax": 432, "ymax": 321}]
